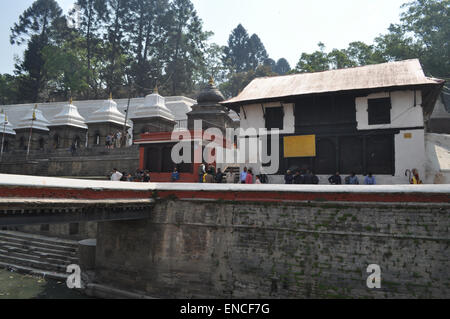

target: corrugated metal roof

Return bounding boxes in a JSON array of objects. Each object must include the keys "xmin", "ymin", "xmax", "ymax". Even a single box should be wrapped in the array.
[{"xmin": 222, "ymin": 59, "xmax": 444, "ymax": 106}]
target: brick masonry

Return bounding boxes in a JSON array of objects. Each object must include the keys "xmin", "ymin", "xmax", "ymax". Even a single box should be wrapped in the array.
[{"xmin": 95, "ymin": 199, "xmax": 450, "ymax": 299}]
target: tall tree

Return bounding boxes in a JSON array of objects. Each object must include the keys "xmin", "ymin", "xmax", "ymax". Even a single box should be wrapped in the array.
[
  {"xmin": 223, "ymin": 24, "xmax": 251, "ymax": 73},
  {"xmin": 10, "ymin": 0, "xmax": 64, "ymax": 102},
  {"xmin": 219, "ymin": 64, "xmax": 276, "ymax": 99},
  {"xmin": 104, "ymin": 0, "xmax": 131, "ymax": 95},
  {"xmin": 274, "ymin": 58, "xmax": 291, "ymax": 75},
  {"xmin": 0, "ymin": 74, "xmax": 19, "ymax": 105},
  {"xmin": 375, "ymin": 0, "xmax": 449, "ymax": 79},
  {"xmin": 127, "ymin": 0, "xmax": 170, "ymax": 96},
  {"xmin": 295, "ymin": 42, "xmax": 330, "ymax": 73},
  {"xmin": 43, "ymin": 36, "xmax": 89, "ymax": 100},
  {"xmin": 328, "ymin": 49, "xmax": 357, "ymax": 69},
  {"xmin": 73, "ymin": 0, "xmax": 108, "ymax": 98},
  {"xmin": 345, "ymin": 41, "xmax": 385, "ymax": 66},
  {"xmin": 248, "ymin": 34, "xmax": 268, "ymax": 70},
  {"xmin": 164, "ymin": 0, "xmax": 210, "ymax": 96}
]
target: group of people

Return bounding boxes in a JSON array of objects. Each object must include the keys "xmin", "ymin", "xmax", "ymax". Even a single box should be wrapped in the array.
[
  {"xmin": 110, "ymin": 168, "xmax": 151, "ymax": 182},
  {"xmin": 285, "ymin": 169, "xmax": 320, "ymax": 185},
  {"xmin": 239, "ymin": 167, "xmax": 268, "ymax": 184},
  {"xmin": 106, "ymin": 131, "xmax": 128, "ymax": 149},
  {"xmin": 284, "ymin": 170, "xmax": 378, "ymax": 185},
  {"xmin": 198, "ymin": 164, "xmax": 232, "ymax": 184},
  {"xmin": 110, "ymin": 163, "xmax": 424, "ymax": 185},
  {"xmin": 328, "ymin": 172, "xmax": 376, "ymax": 185}
]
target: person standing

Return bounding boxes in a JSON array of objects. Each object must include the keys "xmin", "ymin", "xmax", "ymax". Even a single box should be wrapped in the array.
[
  {"xmin": 198, "ymin": 163, "xmax": 206, "ymax": 183},
  {"xmin": 116, "ymin": 131, "xmax": 122, "ymax": 148},
  {"xmin": 205, "ymin": 169, "xmax": 215, "ymax": 183},
  {"xmin": 106, "ymin": 134, "xmax": 112, "ymax": 149},
  {"xmin": 364, "ymin": 173, "xmax": 376, "ymax": 185},
  {"xmin": 226, "ymin": 171, "xmax": 235, "ymax": 184},
  {"xmin": 70, "ymin": 142, "xmax": 77, "ymax": 156},
  {"xmin": 143, "ymin": 171, "xmax": 151, "ymax": 183},
  {"xmin": 111, "ymin": 168, "xmax": 123, "ymax": 181},
  {"xmin": 328, "ymin": 172, "xmax": 342, "ymax": 185},
  {"xmin": 303, "ymin": 170, "xmax": 313, "ymax": 184},
  {"xmin": 215, "ymin": 168, "xmax": 224, "ymax": 184},
  {"xmin": 255, "ymin": 175, "xmax": 262, "ymax": 184},
  {"xmin": 240, "ymin": 167, "xmax": 248, "ymax": 184},
  {"xmin": 285, "ymin": 170, "xmax": 294, "ymax": 184},
  {"xmin": 171, "ymin": 168, "xmax": 180, "ymax": 182},
  {"xmin": 411, "ymin": 169, "xmax": 423, "ymax": 184},
  {"xmin": 293, "ymin": 171, "xmax": 303, "ymax": 184},
  {"xmin": 245, "ymin": 169, "xmax": 254, "ymax": 184}
]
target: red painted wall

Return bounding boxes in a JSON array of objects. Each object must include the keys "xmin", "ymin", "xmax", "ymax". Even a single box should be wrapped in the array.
[{"xmin": 0, "ymin": 186, "xmax": 448, "ymax": 204}]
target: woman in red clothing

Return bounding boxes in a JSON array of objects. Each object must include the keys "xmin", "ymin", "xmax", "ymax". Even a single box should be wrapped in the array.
[{"xmin": 245, "ymin": 169, "xmax": 254, "ymax": 184}]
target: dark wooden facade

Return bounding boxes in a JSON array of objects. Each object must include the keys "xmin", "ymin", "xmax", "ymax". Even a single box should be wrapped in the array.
[{"xmin": 264, "ymin": 92, "xmax": 418, "ymax": 176}]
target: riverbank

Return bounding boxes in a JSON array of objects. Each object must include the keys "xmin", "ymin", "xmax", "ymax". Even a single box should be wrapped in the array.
[{"xmin": 0, "ymin": 268, "xmax": 92, "ymax": 299}]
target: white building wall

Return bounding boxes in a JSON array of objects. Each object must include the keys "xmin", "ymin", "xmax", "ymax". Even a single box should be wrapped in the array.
[
  {"xmin": 393, "ymin": 129, "xmax": 426, "ymax": 182},
  {"xmin": 425, "ymin": 133, "xmax": 450, "ymax": 184},
  {"xmin": 240, "ymin": 102, "xmax": 295, "ymax": 135},
  {"xmin": 356, "ymin": 90, "xmax": 423, "ymax": 130},
  {"xmin": 236, "ymin": 90, "xmax": 436, "ymax": 185}
]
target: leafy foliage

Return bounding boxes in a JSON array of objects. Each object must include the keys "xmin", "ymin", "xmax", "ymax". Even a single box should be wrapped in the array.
[{"xmin": 2, "ymin": 0, "xmax": 448, "ymax": 105}]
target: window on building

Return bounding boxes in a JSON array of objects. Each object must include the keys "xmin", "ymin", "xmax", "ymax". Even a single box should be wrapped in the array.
[
  {"xmin": 69, "ymin": 223, "xmax": 79, "ymax": 236},
  {"xmin": 368, "ymin": 98, "xmax": 391, "ymax": 125},
  {"xmin": 265, "ymin": 107, "xmax": 284, "ymax": 131},
  {"xmin": 39, "ymin": 138, "xmax": 45, "ymax": 150},
  {"xmin": 53, "ymin": 135, "xmax": 60, "ymax": 148}
]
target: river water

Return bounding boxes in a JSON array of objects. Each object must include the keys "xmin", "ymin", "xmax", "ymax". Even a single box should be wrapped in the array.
[{"xmin": 0, "ymin": 268, "xmax": 92, "ymax": 299}]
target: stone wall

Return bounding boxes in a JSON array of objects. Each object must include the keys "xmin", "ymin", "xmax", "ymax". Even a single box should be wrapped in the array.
[
  {"xmin": 95, "ymin": 199, "xmax": 449, "ymax": 299},
  {"xmin": 0, "ymin": 146, "xmax": 139, "ymax": 177},
  {"xmin": 20, "ymin": 222, "xmax": 97, "ymax": 240}
]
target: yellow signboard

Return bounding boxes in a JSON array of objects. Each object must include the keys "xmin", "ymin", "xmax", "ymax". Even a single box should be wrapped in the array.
[
  {"xmin": 284, "ymin": 135, "xmax": 316, "ymax": 158},
  {"xmin": 404, "ymin": 133, "xmax": 412, "ymax": 139}
]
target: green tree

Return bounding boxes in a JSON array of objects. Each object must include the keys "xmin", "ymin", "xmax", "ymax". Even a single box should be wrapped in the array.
[
  {"xmin": 10, "ymin": 0, "xmax": 64, "ymax": 102},
  {"xmin": 163, "ymin": 0, "xmax": 210, "ymax": 96},
  {"xmin": 219, "ymin": 64, "xmax": 276, "ymax": 99},
  {"xmin": 328, "ymin": 49, "xmax": 357, "ymax": 69},
  {"xmin": 43, "ymin": 37, "xmax": 89, "ymax": 100},
  {"xmin": 223, "ymin": 24, "xmax": 251, "ymax": 73},
  {"xmin": 73, "ymin": 0, "xmax": 108, "ymax": 98},
  {"xmin": 103, "ymin": 0, "xmax": 132, "ymax": 95},
  {"xmin": 345, "ymin": 41, "xmax": 386, "ymax": 66},
  {"xmin": 274, "ymin": 58, "xmax": 291, "ymax": 75},
  {"xmin": 0, "ymin": 74, "xmax": 19, "ymax": 105},
  {"xmin": 248, "ymin": 34, "xmax": 268, "ymax": 70},
  {"xmin": 127, "ymin": 0, "xmax": 170, "ymax": 96},
  {"xmin": 376, "ymin": 0, "xmax": 449, "ymax": 78},
  {"xmin": 295, "ymin": 42, "xmax": 330, "ymax": 73}
]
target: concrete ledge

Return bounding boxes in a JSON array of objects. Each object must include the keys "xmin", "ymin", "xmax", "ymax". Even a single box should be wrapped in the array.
[{"xmin": 0, "ymin": 173, "xmax": 449, "ymax": 194}]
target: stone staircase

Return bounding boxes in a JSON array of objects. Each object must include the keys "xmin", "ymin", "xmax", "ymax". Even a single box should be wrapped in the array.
[{"xmin": 0, "ymin": 231, "xmax": 79, "ymax": 280}]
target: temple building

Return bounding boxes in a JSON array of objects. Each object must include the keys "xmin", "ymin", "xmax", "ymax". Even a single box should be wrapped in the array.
[
  {"xmin": 0, "ymin": 111, "xmax": 16, "ymax": 153},
  {"xmin": 221, "ymin": 59, "xmax": 446, "ymax": 184},
  {"xmin": 187, "ymin": 78, "xmax": 236, "ymax": 132},
  {"xmin": 13, "ymin": 106, "xmax": 51, "ymax": 152},
  {"xmin": 48, "ymin": 99, "xmax": 88, "ymax": 149},
  {"xmin": 428, "ymin": 91, "xmax": 450, "ymax": 134},
  {"xmin": 130, "ymin": 89, "xmax": 176, "ymax": 140},
  {"xmin": 134, "ymin": 80, "xmax": 236, "ymax": 182},
  {"xmin": 86, "ymin": 95, "xmax": 131, "ymax": 147}
]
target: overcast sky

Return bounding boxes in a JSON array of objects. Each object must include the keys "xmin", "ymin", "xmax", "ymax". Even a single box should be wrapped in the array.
[{"xmin": 0, "ymin": 0, "xmax": 407, "ymax": 74}]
